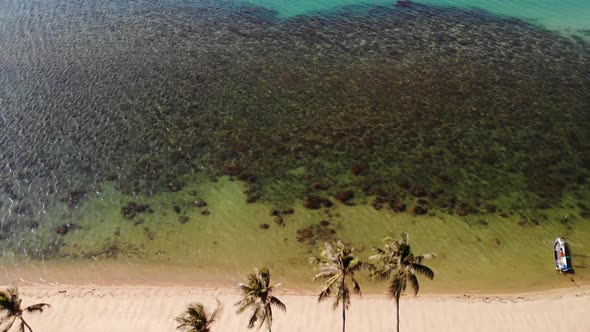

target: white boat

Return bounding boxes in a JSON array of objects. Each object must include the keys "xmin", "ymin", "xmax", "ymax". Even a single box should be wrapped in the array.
[{"xmin": 553, "ymin": 237, "xmax": 570, "ymax": 273}]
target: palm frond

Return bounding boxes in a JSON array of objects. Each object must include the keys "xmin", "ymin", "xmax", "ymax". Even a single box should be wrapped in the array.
[
  {"xmin": 421, "ymin": 253, "xmax": 436, "ymax": 260},
  {"xmin": 315, "ymin": 273, "xmax": 340, "ymax": 290},
  {"xmin": 308, "ymin": 256, "xmax": 322, "ymax": 265},
  {"xmin": 176, "ymin": 301, "xmax": 221, "ymax": 332},
  {"xmin": 209, "ymin": 300, "xmax": 222, "ymax": 324},
  {"xmin": 348, "ymin": 259, "xmax": 364, "ymax": 273},
  {"xmin": 246, "ymin": 273, "xmax": 261, "ymax": 289},
  {"xmin": 364, "ymin": 261, "xmax": 377, "ymax": 272},
  {"xmin": 1, "ymin": 316, "xmax": 17, "ymax": 332},
  {"xmin": 337, "ymin": 283, "xmax": 351, "ymax": 310},
  {"xmin": 318, "ymin": 242, "xmax": 338, "ymax": 263},
  {"xmin": 369, "ymin": 248, "xmax": 386, "ymax": 259},
  {"xmin": 24, "ymin": 303, "xmax": 50, "ymax": 313},
  {"xmin": 175, "ymin": 316, "xmax": 193, "ymax": 329},
  {"xmin": 237, "ymin": 283, "xmax": 254, "ymax": 293},
  {"xmin": 262, "ymin": 304, "xmax": 272, "ymax": 330},
  {"xmin": 258, "ymin": 268, "xmax": 271, "ymax": 288},
  {"xmin": 0, "ymin": 288, "xmax": 19, "ymax": 314},
  {"xmin": 400, "ymin": 232, "xmax": 409, "ymax": 244},
  {"xmin": 247, "ymin": 306, "xmax": 260, "ymax": 329},
  {"xmin": 412, "ymin": 264, "xmax": 434, "ymax": 280},
  {"xmin": 350, "ymin": 276, "xmax": 362, "ymax": 296},
  {"xmin": 382, "ymin": 236, "xmax": 395, "ymax": 243},
  {"xmin": 331, "ymin": 285, "xmax": 344, "ymax": 311},
  {"xmin": 388, "ymin": 273, "xmax": 406, "ymax": 302},
  {"xmin": 236, "ymin": 268, "xmax": 284, "ymax": 331},
  {"xmin": 317, "ymin": 284, "xmax": 332, "ymax": 303},
  {"xmin": 369, "ymin": 266, "xmax": 394, "ymax": 281},
  {"xmin": 269, "ymin": 296, "xmax": 286, "ymax": 312},
  {"xmin": 235, "ymin": 297, "xmax": 256, "ymax": 314},
  {"xmin": 408, "ymin": 273, "xmax": 420, "ymax": 296},
  {"xmin": 312, "ymin": 270, "xmax": 338, "ymax": 280}
]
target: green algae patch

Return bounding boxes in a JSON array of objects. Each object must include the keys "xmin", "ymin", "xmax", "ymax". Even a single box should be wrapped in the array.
[{"xmin": 9, "ymin": 176, "xmax": 588, "ymax": 292}]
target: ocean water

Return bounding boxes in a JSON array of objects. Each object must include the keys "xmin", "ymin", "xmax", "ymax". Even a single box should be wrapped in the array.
[
  {"xmin": 241, "ymin": 0, "xmax": 590, "ymax": 36},
  {"xmin": 0, "ymin": 0, "xmax": 589, "ymax": 290}
]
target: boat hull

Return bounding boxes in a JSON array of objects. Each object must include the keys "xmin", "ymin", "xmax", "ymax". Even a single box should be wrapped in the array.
[{"xmin": 554, "ymin": 238, "xmax": 570, "ymax": 272}]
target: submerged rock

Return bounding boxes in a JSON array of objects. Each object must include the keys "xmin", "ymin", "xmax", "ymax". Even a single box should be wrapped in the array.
[
  {"xmin": 398, "ymin": 180, "xmax": 412, "ymax": 190},
  {"xmin": 389, "ymin": 199, "xmax": 407, "ymax": 213},
  {"xmin": 351, "ymin": 165, "xmax": 364, "ymax": 175},
  {"xmin": 238, "ymin": 171, "xmax": 257, "ymax": 183},
  {"xmin": 246, "ymin": 194, "xmax": 259, "ymax": 203},
  {"xmin": 55, "ymin": 223, "xmax": 78, "ymax": 236},
  {"xmin": 296, "ymin": 223, "xmax": 337, "ymax": 245},
  {"xmin": 304, "ymin": 196, "xmax": 323, "ymax": 209},
  {"xmin": 296, "ymin": 228, "xmax": 313, "ymax": 242},
  {"xmin": 67, "ymin": 190, "xmax": 87, "ymax": 207},
  {"xmin": 55, "ymin": 225, "xmax": 69, "ymax": 235},
  {"xmin": 372, "ymin": 202, "xmax": 383, "ymax": 210},
  {"xmin": 12, "ymin": 204, "xmax": 32, "ymax": 216},
  {"xmin": 484, "ymin": 204, "xmax": 497, "ymax": 213},
  {"xmin": 193, "ymin": 200, "xmax": 207, "ymax": 208},
  {"xmin": 413, "ymin": 206, "xmax": 428, "ymax": 215},
  {"xmin": 282, "ymin": 207, "xmax": 295, "ymax": 215},
  {"xmin": 416, "ymin": 199, "xmax": 428, "ymax": 206},
  {"xmin": 333, "ymin": 190, "xmax": 354, "ymax": 204},
  {"xmin": 221, "ymin": 163, "xmax": 244, "ymax": 176},
  {"xmin": 456, "ymin": 203, "xmax": 477, "ymax": 216},
  {"xmin": 166, "ymin": 182, "xmax": 183, "ymax": 192},
  {"xmin": 321, "ymin": 198, "xmax": 334, "ymax": 208},
  {"xmin": 173, "ymin": 205, "xmax": 181, "ymax": 214},
  {"xmin": 409, "ymin": 187, "xmax": 427, "ymax": 198},
  {"xmin": 312, "ymin": 181, "xmax": 331, "ymax": 191},
  {"xmin": 121, "ymin": 202, "xmax": 153, "ymax": 220}
]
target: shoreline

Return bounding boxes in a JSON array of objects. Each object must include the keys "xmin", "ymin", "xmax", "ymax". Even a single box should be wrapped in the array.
[
  {"xmin": 1, "ymin": 259, "xmax": 586, "ymax": 296},
  {"xmin": 13, "ymin": 282, "xmax": 590, "ymax": 299},
  {"xmin": 11, "ymin": 284, "xmax": 590, "ymax": 332}
]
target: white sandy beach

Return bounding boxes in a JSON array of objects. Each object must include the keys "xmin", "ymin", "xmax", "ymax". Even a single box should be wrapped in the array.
[{"xmin": 6, "ymin": 285, "xmax": 589, "ymax": 332}]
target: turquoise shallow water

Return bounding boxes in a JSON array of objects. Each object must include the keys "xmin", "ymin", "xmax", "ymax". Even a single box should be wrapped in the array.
[
  {"xmin": 239, "ymin": 0, "xmax": 590, "ymax": 36},
  {"xmin": 0, "ymin": 0, "xmax": 589, "ymax": 289}
]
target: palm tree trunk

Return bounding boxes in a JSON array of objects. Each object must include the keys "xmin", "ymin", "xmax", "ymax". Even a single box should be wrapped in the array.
[
  {"xmin": 341, "ymin": 278, "xmax": 347, "ymax": 332},
  {"xmin": 342, "ymin": 302, "xmax": 346, "ymax": 332},
  {"xmin": 395, "ymin": 297, "xmax": 400, "ymax": 332},
  {"xmin": 5, "ymin": 316, "xmax": 17, "ymax": 331},
  {"xmin": 21, "ymin": 317, "xmax": 34, "ymax": 332}
]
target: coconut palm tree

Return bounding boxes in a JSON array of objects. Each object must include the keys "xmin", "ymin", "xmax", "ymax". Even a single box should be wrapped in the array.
[
  {"xmin": 175, "ymin": 300, "xmax": 222, "ymax": 332},
  {"xmin": 309, "ymin": 241, "xmax": 364, "ymax": 332},
  {"xmin": 235, "ymin": 268, "xmax": 286, "ymax": 332},
  {"xmin": 369, "ymin": 233, "xmax": 435, "ymax": 332},
  {"xmin": 0, "ymin": 286, "xmax": 50, "ymax": 332}
]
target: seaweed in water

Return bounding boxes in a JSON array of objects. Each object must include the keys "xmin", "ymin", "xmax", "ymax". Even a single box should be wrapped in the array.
[{"xmin": 0, "ymin": 0, "xmax": 589, "ymax": 254}]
